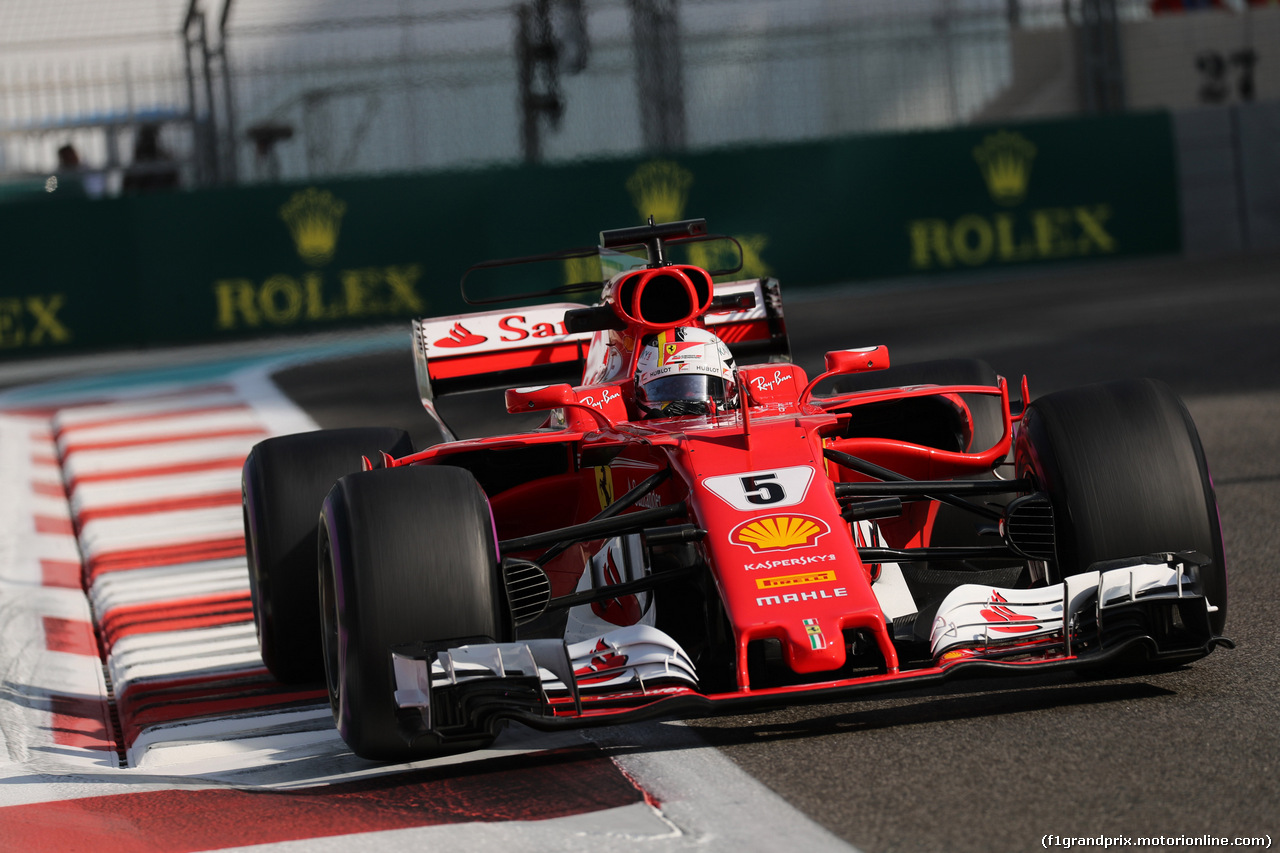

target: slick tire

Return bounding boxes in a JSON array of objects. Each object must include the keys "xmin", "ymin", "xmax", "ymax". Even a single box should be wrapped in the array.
[
  {"xmin": 242, "ymin": 427, "xmax": 414, "ymax": 684},
  {"xmin": 1016, "ymin": 379, "xmax": 1226, "ymax": 635},
  {"xmin": 833, "ymin": 358, "xmax": 1005, "ymax": 453},
  {"xmin": 320, "ymin": 465, "xmax": 508, "ymax": 762}
]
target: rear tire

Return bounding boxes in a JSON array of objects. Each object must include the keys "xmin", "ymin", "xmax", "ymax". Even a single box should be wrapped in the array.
[
  {"xmin": 320, "ymin": 465, "xmax": 508, "ymax": 762},
  {"xmin": 1016, "ymin": 379, "xmax": 1226, "ymax": 635},
  {"xmin": 242, "ymin": 427, "xmax": 414, "ymax": 683}
]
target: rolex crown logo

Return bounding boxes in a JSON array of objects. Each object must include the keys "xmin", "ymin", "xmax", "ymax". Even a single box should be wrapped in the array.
[
  {"xmin": 973, "ymin": 131, "xmax": 1036, "ymax": 206},
  {"xmin": 280, "ymin": 187, "xmax": 346, "ymax": 266},
  {"xmin": 626, "ymin": 160, "xmax": 693, "ymax": 224}
]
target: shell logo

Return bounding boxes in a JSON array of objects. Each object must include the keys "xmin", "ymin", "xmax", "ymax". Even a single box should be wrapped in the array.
[{"xmin": 730, "ymin": 514, "xmax": 830, "ymax": 553}]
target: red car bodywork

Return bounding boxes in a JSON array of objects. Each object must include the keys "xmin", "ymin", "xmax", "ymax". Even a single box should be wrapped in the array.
[{"xmin": 356, "ymin": 220, "xmax": 1224, "ymax": 734}]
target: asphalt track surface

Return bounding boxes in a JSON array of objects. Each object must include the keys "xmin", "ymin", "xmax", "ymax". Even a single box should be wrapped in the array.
[{"xmin": 270, "ymin": 251, "xmax": 1280, "ymax": 852}]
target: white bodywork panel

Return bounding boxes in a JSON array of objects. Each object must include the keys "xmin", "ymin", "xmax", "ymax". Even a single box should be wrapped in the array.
[
  {"xmin": 929, "ymin": 557, "xmax": 1213, "ymax": 659},
  {"xmin": 393, "ymin": 623, "xmax": 699, "ymax": 719}
]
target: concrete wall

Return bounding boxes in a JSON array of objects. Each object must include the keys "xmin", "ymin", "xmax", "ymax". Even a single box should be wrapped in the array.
[
  {"xmin": 1237, "ymin": 99, "xmax": 1280, "ymax": 252},
  {"xmin": 972, "ymin": 28, "xmax": 1081, "ymax": 122},
  {"xmin": 1125, "ymin": 8, "xmax": 1280, "ymax": 112},
  {"xmin": 1174, "ymin": 99, "xmax": 1280, "ymax": 256},
  {"xmin": 979, "ymin": 7, "xmax": 1280, "ymax": 122}
]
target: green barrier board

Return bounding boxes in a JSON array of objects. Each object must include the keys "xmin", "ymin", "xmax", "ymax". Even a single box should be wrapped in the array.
[
  {"xmin": 0, "ymin": 112, "xmax": 1179, "ymax": 355},
  {"xmin": 0, "ymin": 196, "xmax": 141, "ymax": 352}
]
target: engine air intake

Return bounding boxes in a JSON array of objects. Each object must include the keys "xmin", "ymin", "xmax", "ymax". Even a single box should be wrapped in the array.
[{"xmin": 613, "ymin": 265, "xmax": 713, "ymax": 329}]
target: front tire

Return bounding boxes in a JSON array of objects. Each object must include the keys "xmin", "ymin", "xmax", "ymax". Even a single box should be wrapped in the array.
[
  {"xmin": 242, "ymin": 427, "xmax": 414, "ymax": 683},
  {"xmin": 1016, "ymin": 379, "xmax": 1226, "ymax": 635},
  {"xmin": 320, "ymin": 465, "xmax": 509, "ymax": 762}
]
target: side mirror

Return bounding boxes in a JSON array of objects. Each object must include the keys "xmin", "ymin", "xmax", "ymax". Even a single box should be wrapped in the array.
[
  {"xmin": 505, "ymin": 383, "xmax": 617, "ymax": 430},
  {"xmin": 799, "ymin": 345, "xmax": 891, "ymax": 407},
  {"xmin": 824, "ymin": 346, "xmax": 890, "ymax": 375},
  {"xmin": 505, "ymin": 384, "xmax": 576, "ymax": 413}
]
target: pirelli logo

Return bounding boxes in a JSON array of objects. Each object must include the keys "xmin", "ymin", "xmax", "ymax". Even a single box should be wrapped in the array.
[{"xmin": 755, "ymin": 570, "xmax": 837, "ymax": 590}]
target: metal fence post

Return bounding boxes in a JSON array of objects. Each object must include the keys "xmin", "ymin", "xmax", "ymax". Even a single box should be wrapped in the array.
[
  {"xmin": 1075, "ymin": 0, "xmax": 1126, "ymax": 114},
  {"xmin": 631, "ymin": 0, "xmax": 686, "ymax": 153}
]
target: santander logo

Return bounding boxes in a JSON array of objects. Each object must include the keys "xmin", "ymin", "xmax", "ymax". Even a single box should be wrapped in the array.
[
  {"xmin": 433, "ymin": 322, "xmax": 488, "ymax": 348},
  {"xmin": 430, "ymin": 312, "xmax": 572, "ymax": 351},
  {"xmin": 573, "ymin": 638, "xmax": 629, "ymax": 684},
  {"xmin": 980, "ymin": 591, "xmax": 1040, "ymax": 633}
]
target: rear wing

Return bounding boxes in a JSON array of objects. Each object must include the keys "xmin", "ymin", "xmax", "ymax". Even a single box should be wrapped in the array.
[{"xmin": 412, "ymin": 278, "xmax": 788, "ymax": 426}]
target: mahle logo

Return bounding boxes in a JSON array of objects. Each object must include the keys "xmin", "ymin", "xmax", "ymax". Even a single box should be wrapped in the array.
[
  {"xmin": 280, "ymin": 188, "xmax": 346, "ymax": 267},
  {"xmin": 973, "ymin": 131, "xmax": 1036, "ymax": 206}
]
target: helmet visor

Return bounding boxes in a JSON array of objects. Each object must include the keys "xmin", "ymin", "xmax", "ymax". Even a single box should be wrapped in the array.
[{"xmin": 640, "ymin": 374, "xmax": 726, "ymax": 408}]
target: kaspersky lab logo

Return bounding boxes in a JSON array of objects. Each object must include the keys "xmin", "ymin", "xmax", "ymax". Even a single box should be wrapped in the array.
[
  {"xmin": 280, "ymin": 188, "xmax": 346, "ymax": 267},
  {"xmin": 908, "ymin": 128, "xmax": 1115, "ymax": 270}
]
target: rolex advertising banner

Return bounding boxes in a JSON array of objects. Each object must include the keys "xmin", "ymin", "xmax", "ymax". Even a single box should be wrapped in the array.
[
  {"xmin": 0, "ymin": 111, "xmax": 1179, "ymax": 356},
  {"xmin": 0, "ymin": 198, "xmax": 141, "ymax": 351}
]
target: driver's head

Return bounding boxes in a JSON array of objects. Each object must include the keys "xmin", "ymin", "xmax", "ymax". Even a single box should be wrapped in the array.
[{"xmin": 634, "ymin": 327, "xmax": 737, "ymax": 417}]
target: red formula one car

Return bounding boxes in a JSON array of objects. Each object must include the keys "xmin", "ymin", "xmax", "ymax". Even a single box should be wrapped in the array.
[{"xmin": 242, "ymin": 219, "xmax": 1229, "ymax": 761}]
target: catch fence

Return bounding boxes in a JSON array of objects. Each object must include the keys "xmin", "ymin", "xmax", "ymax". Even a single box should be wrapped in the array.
[{"xmin": 0, "ymin": 0, "xmax": 1271, "ymax": 194}]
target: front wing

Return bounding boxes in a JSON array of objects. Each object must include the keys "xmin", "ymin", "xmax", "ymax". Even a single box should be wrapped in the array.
[{"xmin": 386, "ymin": 553, "xmax": 1229, "ymax": 746}]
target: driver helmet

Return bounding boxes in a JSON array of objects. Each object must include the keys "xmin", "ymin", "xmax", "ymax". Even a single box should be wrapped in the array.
[{"xmin": 634, "ymin": 327, "xmax": 738, "ymax": 417}]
